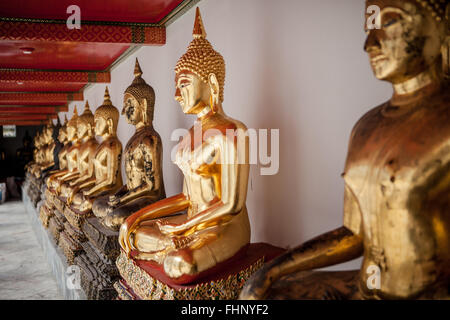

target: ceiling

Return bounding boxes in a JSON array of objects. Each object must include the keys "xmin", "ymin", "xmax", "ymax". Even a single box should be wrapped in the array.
[{"xmin": 0, "ymin": 0, "xmax": 199, "ymax": 126}]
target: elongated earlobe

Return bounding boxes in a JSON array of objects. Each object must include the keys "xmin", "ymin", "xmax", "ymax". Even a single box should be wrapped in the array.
[
  {"xmin": 208, "ymin": 73, "xmax": 220, "ymax": 112},
  {"xmin": 143, "ymin": 99, "xmax": 148, "ymax": 124},
  {"xmin": 108, "ymin": 118, "xmax": 114, "ymax": 135}
]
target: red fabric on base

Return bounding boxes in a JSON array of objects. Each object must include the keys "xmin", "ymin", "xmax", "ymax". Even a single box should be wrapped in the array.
[{"xmin": 129, "ymin": 242, "xmax": 285, "ymax": 287}]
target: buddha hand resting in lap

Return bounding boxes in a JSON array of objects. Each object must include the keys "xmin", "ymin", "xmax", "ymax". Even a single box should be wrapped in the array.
[
  {"xmin": 240, "ymin": 0, "xmax": 450, "ymax": 300},
  {"xmin": 69, "ymin": 87, "xmax": 123, "ymax": 213},
  {"xmin": 92, "ymin": 59, "xmax": 165, "ymax": 230},
  {"xmin": 58, "ymin": 102, "xmax": 98, "ymax": 200},
  {"xmin": 118, "ymin": 8, "xmax": 251, "ymax": 279}
]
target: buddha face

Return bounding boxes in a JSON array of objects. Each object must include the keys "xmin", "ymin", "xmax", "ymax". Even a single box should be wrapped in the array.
[
  {"xmin": 95, "ymin": 115, "xmax": 108, "ymax": 136},
  {"xmin": 67, "ymin": 124, "xmax": 77, "ymax": 141},
  {"xmin": 175, "ymin": 71, "xmax": 211, "ymax": 114},
  {"xmin": 45, "ymin": 126, "xmax": 53, "ymax": 143},
  {"xmin": 364, "ymin": 0, "xmax": 443, "ymax": 83},
  {"xmin": 123, "ymin": 93, "xmax": 143, "ymax": 125},
  {"xmin": 58, "ymin": 127, "xmax": 66, "ymax": 143},
  {"xmin": 77, "ymin": 120, "xmax": 91, "ymax": 139}
]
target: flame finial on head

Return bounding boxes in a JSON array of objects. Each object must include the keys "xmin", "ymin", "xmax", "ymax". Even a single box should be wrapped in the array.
[
  {"xmin": 82, "ymin": 100, "xmax": 92, "ymax": 114},
  {"xmin": 134, "ymin": 58, "xmax": 143, "ymax": 78},
  {"xmin": 193, "ymin": 7, "xmax": 207, "ymax": 39},
  {"xmin": 103, "ymin": 86, "xmax": 112, "ymax": 105}
]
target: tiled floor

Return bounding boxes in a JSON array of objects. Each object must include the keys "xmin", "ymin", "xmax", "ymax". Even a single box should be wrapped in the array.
[{"xmin": 0, "ymin": 200, "xmax": 62, "ymax": 299}]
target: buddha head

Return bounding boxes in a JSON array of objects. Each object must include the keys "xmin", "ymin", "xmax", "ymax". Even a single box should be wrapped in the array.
[
  {"xmin": 44, "ymin": 118, "xmax": 54, "ymax": 144},
  {"xmin": 174, "ymin": 7, "xmax": 225, "ymax": 115},
  {"xmin": 58, "ymin": 115, "xmax": 68, "ymax": 144},
  {"xmin": 77, "ymin": 101, "xmax": 95, "ymax": 139},
  {"xmin": 122, "ymin": 58, "xmax": 155, "ymax": 127},
  {"xmin": 66, "ymin": 106, "xmax": 79, "ymax": 142},
  {"xmin": 34, "ymin": 132, "xmax": 41, "ymax": 149},
  {"xmin": 364, "ymin": 0, "xmax": 449, "ymax": 83},
  {"xmin": 95, "ymin": 87, "xmax": 120, "ymax": 137}
]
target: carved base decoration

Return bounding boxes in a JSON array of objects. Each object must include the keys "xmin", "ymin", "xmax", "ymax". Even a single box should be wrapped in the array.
[
  {"xmin": 82, "ymin": 216, "xmax": 120, "ymax": 261},
  {"xmin": 39, "ymin": 203, "xmax": 53, "ymax": 228},
  {"xmin": 63, "ymin": 205, "xmax": 92, "ymax": 231},
  {"xmin": 58, "ymin": 231, "xmax": 83, "ymax": 265},
  {"xmin": 53, "ymin": 196, "xmax": 66, "ymax": 215},
  {"xmin": 27, "ymin": 175, "xmax": 43, "ymax": 207},
  {"xmin": 115, "ymin": 243, "xmax": 284, "ymax": 300},
  {"xmin": 48, "ymin": 217, "xmax": 63, "ymax": 245},
  {"xmin": 75, "ymin": 239, "xmax": 120, "ymax": 300},
  {"xmin": 74, "ymin": 217, "xmax": 121, "ymax": 300}
]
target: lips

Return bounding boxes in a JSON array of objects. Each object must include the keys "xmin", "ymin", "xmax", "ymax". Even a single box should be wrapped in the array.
[{"xmin": 370, "ymin": 55, "xmax": 387, "ymax": 64}]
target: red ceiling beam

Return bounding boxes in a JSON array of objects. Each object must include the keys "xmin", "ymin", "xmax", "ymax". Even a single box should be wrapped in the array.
[
  {"xmin": 0, "ymin": 20, "xmax": 165, "ymax": 45},
  {"xmin": 0, "ymin": 114, "xmax": 57, "ymax": 120},
  {"xmin": 0, "ymin": 92, "xmax": 83, "ymax": 105},
  {"xmin": 0, "ymin": 120, "xmax": 47, "ymax": 126},
  {"xmin": 0, "ymin": 69, "xmax": 110, "ymax": 83},
  {"xmin": 0, "ymin": 106, "xmax": 68, "ymax": 113}
]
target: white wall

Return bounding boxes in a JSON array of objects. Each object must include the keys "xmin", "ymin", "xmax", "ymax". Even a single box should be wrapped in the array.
[{"xmin": 63, "ymin": 0, "xmax": 393, "ymax": 270}]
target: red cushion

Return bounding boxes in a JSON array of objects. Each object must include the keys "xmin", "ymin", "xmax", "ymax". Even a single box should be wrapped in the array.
[{"xmin": 129, "ymin": 242, "xmax": 285, "ymax": 287}]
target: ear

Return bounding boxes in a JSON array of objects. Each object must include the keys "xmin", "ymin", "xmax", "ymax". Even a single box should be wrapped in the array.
[
  {"xmin": 107, "ymin": 118, "xmax": 114, "ymax": 134},
  {"xmin": 442, "ymin": 5, "xmax": 450, "ymax": 78},
  {"xmin": 141, "ymin": 98, "xmax": 148, "ymax": 124},
  {"xmin": 208, "ymin": 73, "xmax": 220, "ymax": 111}
]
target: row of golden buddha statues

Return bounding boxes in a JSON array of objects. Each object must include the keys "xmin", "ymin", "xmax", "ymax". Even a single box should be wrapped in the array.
[{"xmin": 23, "ymin": 0, "xmax": 449, "ymax": 300}]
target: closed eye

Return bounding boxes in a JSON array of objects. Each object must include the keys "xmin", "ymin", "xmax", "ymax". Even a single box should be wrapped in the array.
[{"xmin": 383, "ymin": 18, "xmax": 397, "ymax": 28}]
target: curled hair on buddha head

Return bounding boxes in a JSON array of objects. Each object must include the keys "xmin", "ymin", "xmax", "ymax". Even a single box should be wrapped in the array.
[
  {"xmin": 124, "ymin": 58, "xmax": 156, "ymax": 124},
  {"xmin": 78, "ymin": 100, "xmax": 95, "ymax": 128},
  {"xmin": 175, "ymin": 7, "xmax": 226, "ymax": 103},
  {"xmin": 415, "ymin": 0, "xmax": 450, "ymax": 78},
  {"xmin": 95, "ymin": 86, "xmax": 120, "ymax": 134},
  {"xmin": 402, "ymin": 0, "xmax": 449, "ymax": 76},
  {"xmin": 67, "ymin": 106, "xmax": 79, "ymax": 129}
]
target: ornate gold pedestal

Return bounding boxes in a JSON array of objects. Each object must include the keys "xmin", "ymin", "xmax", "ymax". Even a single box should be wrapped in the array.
[
  {"xmin": 114, "ymin": 243, "xmax": 284, "ymax": 300},
  {"xmin": 75, "ymin": 216, "xmax": 121, "ymax": 300}
]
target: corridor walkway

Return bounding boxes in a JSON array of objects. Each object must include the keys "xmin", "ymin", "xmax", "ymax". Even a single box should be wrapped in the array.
[{"xmin": 0, "ymin": 200, "xmax": 61, "ymax": 299}]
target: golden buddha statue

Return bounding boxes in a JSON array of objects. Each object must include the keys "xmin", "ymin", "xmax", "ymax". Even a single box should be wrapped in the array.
[
  {"xmin": 38, "ymin": 118, "xmax": 63, "ymax": 179},
  {"xmin": 58, "ymin": 102, "xmax": 98, "ymax": 199},
  {"xmin": 68, "ymin": 87, "xmax": 123, "ymax": 213},
  {"xmin": 47, "ymin": 114, "xmax": 77, "ymax": 192},
  {"xmin": 50, "ymin": 108, "xmax": 80, "ymax": 193},
  {"xmin": 240, "ymin": 0, "xmax": 450, "ymax": 300},
  {"xmin": 92, "ymin": 59, "xmax": 166, "ymax": 230},
  {"xmin": 26, "ymin": 132, "xmax": 41, "ymax": 175},
  {"xmin": 40, "ymin": 115, "xmax": 71, "ymax": 225},
  {"xmin": 30, "ymin": 130, "xmax": 47, "ymax": 178},
  {"xmin": 118, "ymin": 8, "xmax": 251, "ymax": 280},
  {"xmin": 46, "ymin": 115, "xmax": 71, "ymax": 184}
]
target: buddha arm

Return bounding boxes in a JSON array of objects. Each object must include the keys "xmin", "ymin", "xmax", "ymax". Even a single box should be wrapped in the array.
[
  {"xmin": 67, "ymin": 178, "xmax": 96, "ymax": 205},
  {"xmin": 119, "ymin": 193, "xmax": 190, "ymax": 254},
  {"xmin": 84, "ymin": 144, "xmax": 122, "ymax": 197},
  {"xmin": 118, "ymin": 140, "xmax": 162, "ymax": 204},
  {"xmin": 239, "ymin": 227, "xmax": 364, "ymax": 300},
  {"xmin": 239, "ymin": 185, "xmax": 364, "ymax": 300},
  {"xmin": 160, "ymin": 136, "xmax": 247, "ymax": 235},
  {"xmin": 47, "ymin": 170, "xmax": 68, "ymax": 184}
]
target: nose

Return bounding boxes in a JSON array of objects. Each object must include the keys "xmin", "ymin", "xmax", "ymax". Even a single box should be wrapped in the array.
[
  {"xmin": 364, "ymin": 29, "xmax": 381, "ymax": 53},
  {"xmin": 121, "ymin": 106, "xmax": 126, "ymax": 115},
  {"xmin": 174, "ymin": 88, "xmax": 182, "ymax": 102}
]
